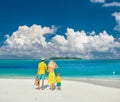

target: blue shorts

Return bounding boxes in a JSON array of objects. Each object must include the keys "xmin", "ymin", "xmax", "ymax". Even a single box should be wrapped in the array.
[{"xmin": 38, "ymin": 74, "xmax": 45, "ymax": 80}]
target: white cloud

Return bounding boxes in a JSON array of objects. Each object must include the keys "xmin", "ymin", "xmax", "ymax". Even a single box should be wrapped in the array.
[
  {"xmin": 0, "ymin": 24, "xmax": 57, "ymax": 58},
  {"xmin": 0, "ymin": 25, "xmax": 120, "ymax": 59},
  {"xmin": 89, "ymin": 31, "xmax": 96, "ymax": 36},
  {"xmin": 112, "ymin": 12, "xmax": 120, "ymax": 32},
  {"xmin": 103, "ymin": 2, "xmax": 120, "ymax": 7},
  {"xmin": 90, "ymin": 0, "xmax": 105, "ymax": 3}
]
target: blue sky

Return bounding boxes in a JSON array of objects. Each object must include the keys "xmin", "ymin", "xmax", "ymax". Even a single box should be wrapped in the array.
[{"xmin": 0, "ymin": 0, "xmax": 120, "ymax": 59}]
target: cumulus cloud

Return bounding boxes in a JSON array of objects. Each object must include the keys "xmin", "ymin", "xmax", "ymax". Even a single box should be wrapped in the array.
[
  {"xmin": 103, "ymin": 2, "xmax": 120, "ymax": 7},
  {"xmin": 89, "ymin": 31, "xmax": 96, "ymax": 36},
  {"xmin": 90, "ymin": 0, "xmax": 105, "ymax": 3},
  {"xmin": 112, "ymin": 12, "xmax": 120, "ymax": 32},
  {"xmin": 0, "ymin": 24, "xmax": 57, "ymax": 59},
  {"xmin": 0, "ymin": 24, "xmax": 120, "ymax": 59}
]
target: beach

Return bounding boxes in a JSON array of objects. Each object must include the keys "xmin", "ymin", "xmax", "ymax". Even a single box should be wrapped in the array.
[
  {"xmin": 0, "ymin": 78, "xmax": 120, "ymax": 102},
  {"xmin": 0, "ymin": 60, "xmax": 120, "ymax": 102}
]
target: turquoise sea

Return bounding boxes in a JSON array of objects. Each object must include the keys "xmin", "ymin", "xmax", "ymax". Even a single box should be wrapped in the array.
[{"xmin": 0, "ymin": 60, "xmax": 120, "ymax": 79}]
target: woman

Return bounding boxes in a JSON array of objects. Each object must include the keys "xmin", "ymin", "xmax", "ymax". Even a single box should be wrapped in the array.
[{"xmin": 48, "ymin": 60, "xmax": 58, "ymax": 90}]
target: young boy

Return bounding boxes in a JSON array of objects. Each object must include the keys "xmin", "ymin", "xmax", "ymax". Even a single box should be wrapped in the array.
[{"xmin": 56, "ymin": 73, "xmax": 61, "ymax": 90}]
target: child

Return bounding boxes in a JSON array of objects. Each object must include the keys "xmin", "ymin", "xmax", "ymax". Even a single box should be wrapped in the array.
[{"xmin": 56, "ymin": 73, "xmax": 61, "ymax": 90}]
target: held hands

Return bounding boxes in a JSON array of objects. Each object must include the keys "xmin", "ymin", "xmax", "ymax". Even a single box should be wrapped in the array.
[{"xmin": 46, "ymin": 67, "xmax": 49, "ymax": 72}]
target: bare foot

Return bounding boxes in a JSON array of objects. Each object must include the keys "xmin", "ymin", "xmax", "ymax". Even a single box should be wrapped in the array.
[{"xmin": 36, "ymin": 87, "xmax": 41, "ymax": 90}]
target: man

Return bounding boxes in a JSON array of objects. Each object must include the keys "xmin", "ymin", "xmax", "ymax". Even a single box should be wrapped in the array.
[{"xmin": 37, "ymin": 58, "xmax": 47, "ymax": 90}]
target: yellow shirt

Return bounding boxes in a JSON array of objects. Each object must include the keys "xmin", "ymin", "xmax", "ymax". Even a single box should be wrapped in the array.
[
  {"xmin": 37, "ymin": 62, "xmax": 47, "ymax": 74},
  {"xmin": 56, "ymin": 76, "xmax": 61, "ymax": 83}
]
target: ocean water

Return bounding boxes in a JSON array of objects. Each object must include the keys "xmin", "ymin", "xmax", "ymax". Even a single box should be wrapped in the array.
[{"xmin": 0, "ymin": 59, "xmax": 120, "ymax": 79}]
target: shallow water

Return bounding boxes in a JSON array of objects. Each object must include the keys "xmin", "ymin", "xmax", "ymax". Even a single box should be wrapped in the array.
[{"xmin": 0, "ymin": 59, "xmax": 120, "ymax": 79}]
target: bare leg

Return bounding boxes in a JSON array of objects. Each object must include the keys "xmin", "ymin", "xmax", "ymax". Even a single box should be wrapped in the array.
[
  {"xmin": 51, "ymin": 84, "xmax": 53, "ymax": 90},
  {"xmin": 41, "ymin": 80, "xmax": 44, "ymax": 90},
  {"xmin": 51, "ymin": 83, "xmax": 55, "ymax": 90}
]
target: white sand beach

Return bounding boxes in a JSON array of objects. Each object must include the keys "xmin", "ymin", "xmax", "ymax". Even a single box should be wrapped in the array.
[{"xmin": 0, "ymin": 79, "xmax": 120, "ymax": 102}]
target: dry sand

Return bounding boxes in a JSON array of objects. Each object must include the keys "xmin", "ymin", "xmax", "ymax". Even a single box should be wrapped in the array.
[{"xmin": 0, "ymin": 79, "xmax": 120, "ymax": 102}]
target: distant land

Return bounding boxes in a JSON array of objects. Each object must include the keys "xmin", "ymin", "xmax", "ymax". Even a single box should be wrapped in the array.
[{"xmin": 50, "ymin": 57, "xmax": 82, "ymax": 60}]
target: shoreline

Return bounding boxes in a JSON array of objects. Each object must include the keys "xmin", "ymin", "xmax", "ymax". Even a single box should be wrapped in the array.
[
  {"xmin": 63, "ymin": 77, "xmax": 120, "ymax": 89},
  {"xmin": 0, "ymin": 77, "xmax": 120, "ymax": 89}
]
